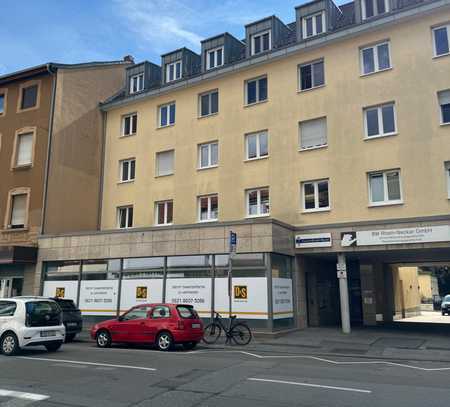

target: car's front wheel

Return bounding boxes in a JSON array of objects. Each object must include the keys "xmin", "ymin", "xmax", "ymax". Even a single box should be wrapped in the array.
[
  {"xmin": 96, "ymin": 330, "xmax": 112, "ymax": 348},
  {"xmin": 45, "ymin": 341, "xmax": 63, "ymax": 352},
  {"xmin": 156, "ymin": 332, "xmax": 173, "ymax": 351},
  {"xmin": 1, "ymin": 332, "xmax": 20, "ymax": 356}
]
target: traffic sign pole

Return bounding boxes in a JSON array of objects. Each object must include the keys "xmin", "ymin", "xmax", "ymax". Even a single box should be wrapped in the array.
[{"xmin": 228, "ymin": 231, "xmax": 237, "ymax": 322}]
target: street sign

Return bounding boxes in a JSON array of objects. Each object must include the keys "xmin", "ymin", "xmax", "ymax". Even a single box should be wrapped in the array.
[{"xmin": 229, "ymin": 231, "xmax": 237, "ymax": 255}]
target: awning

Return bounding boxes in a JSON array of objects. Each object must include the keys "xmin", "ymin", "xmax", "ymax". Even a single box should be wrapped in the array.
[{"xmin": 0, "ymin": 246, "xmax": 38, "ymax": 264}]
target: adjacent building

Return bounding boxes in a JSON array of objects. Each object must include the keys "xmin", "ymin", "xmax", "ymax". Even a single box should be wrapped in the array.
[{"xmin": 36, "ymin": 0, "xmax": 450, "ymax": 330}]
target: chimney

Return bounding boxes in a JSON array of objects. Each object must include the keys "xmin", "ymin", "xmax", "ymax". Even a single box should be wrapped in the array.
[{"xmin": 123, "ymin": 55, "xmax": 135, "ymax": 63}]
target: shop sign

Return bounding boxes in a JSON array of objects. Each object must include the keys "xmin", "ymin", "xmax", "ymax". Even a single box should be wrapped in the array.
[
  {"xmin": 341, "ymin": 225, "xmax": 450, "ymax": 247},
  {"xmin": 79, "ymin": 280, "xmax": 119, "ymax": 316},
  {"xmin": 272, "ymin": 278, "xmax": 294, "ymax": 319},
  {"xmin": 295, "ymin": 233, "xmax": 332, "ymax": 248},
  {"xmin": 234, "ymin": 285, "xmax": 248, "ymax": 300},
  {"xmin": 166, "ymin": 278, "xmax": 211, "ymax": 315},
  {"xmin": 43, "ymin": 281, "xmax": 78, "ymax": 303},
  {"xmin": 120, "ymin": 279, "xmax": 163, "ymax": 311}
]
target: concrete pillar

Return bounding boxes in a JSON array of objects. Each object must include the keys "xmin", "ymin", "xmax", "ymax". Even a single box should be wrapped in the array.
[
  {"xmin": 337, "ymin": 253, "xmax": 351, "ymax": 334},
  {"xmin": 360, "ymin": 264, "xmax": 377, "ymax": 326}
]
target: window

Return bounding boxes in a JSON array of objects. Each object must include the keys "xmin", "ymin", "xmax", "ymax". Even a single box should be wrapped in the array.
[
  {"xmin": 433, "ymin": 25, "xmax": 449, "ymax": 57},
  {"xmin": 0, "ymin": 301, "xmax": 16, "ymax": 317},
  {"xmin": 198, "ymin": 195, "xmax": 218, "ymax": 222},
  {"xmin": 438, "ymin": 90, "xmax": 450, "ymax": 124},
  {"xmin": 156, "ymin": 150, "xmax": 174, "ymax": 176},
  {"xmin": 362, "ymin": 0, "xmax": 389, "ymax": 20},
  {"xmin": 199, "ymin": 90, "xmax": 219, "ymax": 117},
  {"xmin": 299, "ymin": 60, "xmax": 324, "ymax": 91},
  {"xmin": 361, "ymin": 41, "xmax": 391, "ymax": 75},
  {"xmin": 246, "ymin": 76, "xmax": 268, "ymax": 105},
  {"xmin": 122, "ymin": 113, "xmax": 137, "ymax": 136},
  {"xmin": 129, "ymin": 74, "xmax": 144, "ymax": 94},
  {"xmin": 8, "ymin": 193, "xmax": 27, "ymax": 229},
  {"xmin": 445, "ymin": 162, "xmax": 450, "ymax": 199},
  {"xmin": 152, "ymin": 305, "xmax": 171, "ymax": 318},
  {"xmin": 159, "ymin": 102, "xmax": 176, "ymax": 127},
  {"xmin": 122, "ymin": 306, "xmax": 152, "ymax": 321},
  {"xmin": 246, "ymin": 188, "xmax": 270, "ymax": 217},
  {"xmin": 302, "ymin": 180, "xmax": 330, "ymax": 212},
  {"xmin": 155, "ymin": 200, "xmax": 173, "ymax": 225},
  {"xmin": 19, "ymin": 84, "xmax": 38, "ymax": 110},
  {"xmin": 119, "ymin": 158, "xmax": 135, "ymax": 182},
  {"xmin": 166, "ymin": 60, "xmax": 182, "ymax": 82},
  {"xmin": 0, "ymin": 91, "xmax": 5, "ymax": 116},
  {"xmin": 117, "ymin": 206, "xmax": 133, "ymax": 229},
  {"xmin": 368, "ymin": 170, "xmax": 402, "ymax": 205},
  {"xmin": 206, "ymin": 47, "xmax": 224, "ymax": 70},
  {"xmin": 251, "ymin": 30, "xmax": 271, "ymax": 55},
  {"xmin": 14, "ymin": 132, "xmax": 33, "ymax": 167},
  {"xmin": 303, "ymin": 12, "xmax": 325, "ymax": 38},
  {"xmin": 198, "ymin": 141, "xmax": 218, "ymax": 169},
  {"xmin": 245, "ymin": 131, "xmax": 268, "ymax": 160},
  {"xmin": 299, "ymin": 117, "xmax": 327, "ymax": 150},
  {"xmin": 364, "ymin": 103, "xmax": 396, "ymax": 138}
]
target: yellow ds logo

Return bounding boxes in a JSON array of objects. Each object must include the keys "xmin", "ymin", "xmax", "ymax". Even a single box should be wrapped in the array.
[
  {"xmin": 55, "ymin": 287, "xmax": 65, "ymax": 298},
  {"xmin": 136, "ymin": 286, "xmax": 148, "ymax": 300},
  {"xmin": 234, "ymin": 285, "xmax": 248, "ymax": 300}
]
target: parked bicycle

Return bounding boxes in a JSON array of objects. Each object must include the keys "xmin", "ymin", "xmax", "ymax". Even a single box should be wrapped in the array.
[{"xmin": 202, "ymin": 312, "xmax": 252, "ymax": 345}]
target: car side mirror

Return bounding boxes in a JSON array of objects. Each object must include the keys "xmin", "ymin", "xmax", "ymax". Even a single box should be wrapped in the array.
[{"xmin": 117, "ymin": 315, "xmax": 124, "ymax": 322}]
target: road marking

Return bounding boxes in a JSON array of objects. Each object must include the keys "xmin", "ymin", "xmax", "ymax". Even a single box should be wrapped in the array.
[
  {"xmin": 0, "ymin": 389, "xmax": 49, "ymax": 401},
  {"xmin": 18, "ymin": 357, "xmax": 156, "ymax": 372},
  {"xmin": 247, "ymin": 378, "xmax": 372, "ymax": 394}
]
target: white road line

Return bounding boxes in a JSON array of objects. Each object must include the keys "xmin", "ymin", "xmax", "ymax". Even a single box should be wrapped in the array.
[
  {"xmin": 0, "ymin": 389, "xmax": 49, "ymax": 401},
  {"xmin": 18, "ymin": 357, "xmax": 156, "ymax": 372},
  {"xmin": 247, "ymin": 378, "xmax": 372, "ymax": 394}
]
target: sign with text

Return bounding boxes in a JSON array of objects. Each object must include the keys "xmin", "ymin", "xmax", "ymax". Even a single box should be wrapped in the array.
[
  {"xmin": 295, "ymin": 233, "xmax": 332, "ymax": 248},
  {"xmin": 79, "ymin": 280, "xmax": 118, "ymax": 316},
  {"xmin": 272, "ymin": 278, "xmax": 294, "ymax": 319},
  {"xmin": 166, "ymin": 278, "xmax": 211, "ymax": 315},
  {"xmin": 120, "ymin": 279, "xmax": 163, "ymax": 311},
  {"xmin": 43, "ymin": 281, "xmax": 78, "ymax": 303}
]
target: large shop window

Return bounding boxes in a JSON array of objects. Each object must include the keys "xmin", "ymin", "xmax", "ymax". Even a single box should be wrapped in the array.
[{"xmin": 271, "ymin": 254, "xmax": 294, "ymax": 328}]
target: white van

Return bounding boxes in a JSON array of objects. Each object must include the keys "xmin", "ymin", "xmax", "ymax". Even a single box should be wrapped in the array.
[{"xmin": 0, "ymin": 297, "xmax": 65, "ymax": 356}]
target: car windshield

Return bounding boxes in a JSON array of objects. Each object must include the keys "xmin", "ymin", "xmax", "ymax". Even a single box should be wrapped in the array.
[
  {"xmin": 444, "ymin": 295, "xmax": 450, "ymax": 302},
  {"xmin": 56, "ymin": 299, "xmax": 77, "ymax": 311},
  {"xmin": 177, "ymin": 305, "xmax": 198, "ymax": 319},
  {"xmin": 26, "ymin": 301, "xmax": 61, "ymax": 327}
]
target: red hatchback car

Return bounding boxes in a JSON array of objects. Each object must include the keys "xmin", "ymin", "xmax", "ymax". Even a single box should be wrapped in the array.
[{"xmin": 90, "ymin": 303, "xmax": 204, "ymax": 351}]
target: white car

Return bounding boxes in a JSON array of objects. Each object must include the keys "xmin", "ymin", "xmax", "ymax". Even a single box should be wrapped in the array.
[{"xmin": 0, "ymin": 297, "xmax": 65, "ymax": 356}]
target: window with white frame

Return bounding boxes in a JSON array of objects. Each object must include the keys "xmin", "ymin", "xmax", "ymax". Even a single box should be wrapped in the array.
[
  {"xmin": 206, "ymin": 47, "xmax": 224, "ymax": 70},
  {"xmin": 364, "ymin": 103, "xmax": 396, "ymax": 138},
  {"xmin": 155, "ymin": 200, "xmax": 173, "ymax": 225},
  {"xmin": 361, "ymin": 41, "xmax": 391, "ymax": 75},
  {"xmin": 198, "ymin": 195, "xmax": 218, "ymax": 222},
  {"xmin": 433, "ymin": 25, "xmax": 450, "ymax": 57},
  {"xmin": 368, "ymin": 170, "xmax": 402, "ymax": 205},
  {"xmin": 122, "ymin": 113, "xmax": 137, "ymax": 136},
  {"xmin": 251, "ymin": 30, "xmax": 271, "ymax": 55},
  {"xmin": 119, "ymin": 158, "xmax": 135, "ymax": 182},
  {"xmin": 166, "ymin": 60, "xmax": 182, "ymax": 82},
  {"xmin": 199, "ymin": 90, "xmax": 219, "ymax": 117},
  {"xmin": 438, "ymin": 90, "xmax": 450, "ymax": 124},
  {"xmin": 245, "ymin": 131, "xmax": 268, "ymax": 160},
  {"xmin": 299, "ymin": 60, "xmax": 324, "ymax": 91},
  {"xmin": 445, "ymin": 162, "xmax": 450, "ymax": 199},
  {"xmin": 246, "ymin": 76, "xmax": 268, "ymax": 105},
  {"xmin": 299, "ymin": 117, "xmax": 327, "ymax": 150},
  {"xmin": 303, "ymin": 12, "xmax": 325, "ymax": 38},
  {"xmin": 302, "ymin": 180, "xmax": 330, "ymax": 212},
  {"xmin": 159, "ymin": 102, "xmax": 176, "ymax": 127},
  {"xmin": 156, "ymin": 150, "xmax": 174, "ymax": 176},
  {"xmin": 8, "ymin": 193, "xmax": 27, "ymax": 229},
  {"xmin": 129, "ymin": 74, "xmax": 144, "ymax": 94},
  {"xmin": 198, "ymin": 141, "xmax": 218, "ymax": 169},
  {"xmin": 14, "ymin": 132, "xmax": 33, "ymax": 167},
  {"xmin": 117, "ymin": 206, "xmax": 133, "ymax": 229},
  {"xmin": 362, "ymin": 0, "xmax": 389, "ymax": 20},
  {"xmin": 246, "ymin": 188, "xmax": 270, "ymax": 217}
]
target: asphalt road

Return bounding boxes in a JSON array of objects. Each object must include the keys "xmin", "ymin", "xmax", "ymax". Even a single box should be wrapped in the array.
[{"xmin": 1, "ymin": 341, "xmax": 450, "ymax": 407}]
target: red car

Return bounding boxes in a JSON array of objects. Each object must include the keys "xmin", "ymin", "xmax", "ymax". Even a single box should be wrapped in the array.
[{"xmin": 90, "ymin": 303, "xmax": 204, "ymax": 351}]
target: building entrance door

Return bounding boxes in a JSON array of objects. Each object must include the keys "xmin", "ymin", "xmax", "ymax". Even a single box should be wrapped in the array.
[{"xmin": 0, "ymin": 279, "xmax": 13, "ymax": 298}]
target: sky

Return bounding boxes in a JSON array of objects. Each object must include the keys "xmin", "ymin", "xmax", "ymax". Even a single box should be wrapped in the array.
[{"xmin": 0, "ymin": 0, "xmax": 345, "ymax": 75}]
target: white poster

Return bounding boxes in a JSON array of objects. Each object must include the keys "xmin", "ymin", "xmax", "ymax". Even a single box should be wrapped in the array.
[
  {"xmin": 295, "ymin": 233, "xmax": 332, "ymax": 248},
  {"xmin": 272, "ymin": 278, "xmax": 294, "ymax": 319},
  {"xmin": 119, "ymin": 279, "xmax": 163, "ymax": 312},
  {"xmin": 165, "ymin": 278, "xmax": 211, "ymax": 317},
  {"xmin": 79, "ymin": 280, "xmax": 119, "ymax": 316},
  {"xmin": 43, "ymin": 281, "xmax": 78, "ymax": 303},
  {"xmin": 214, "ymin": 277, "xmax": 268, "ymax": 320}
]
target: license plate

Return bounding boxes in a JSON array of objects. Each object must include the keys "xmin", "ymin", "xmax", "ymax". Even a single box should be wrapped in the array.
[
  {"xmin": 67, "ymin": 322, "xmax": 77, "ymax": 327},
  {"xmin": 192, "ymin": 323, "xmax": 201, "ymax": 329},
  {"xmin": 40, "ymin": 331, "xmax": 56, "ymax": 338}
]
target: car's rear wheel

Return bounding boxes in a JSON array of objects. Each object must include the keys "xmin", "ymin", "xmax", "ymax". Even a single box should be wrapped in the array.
[
  {"xmin": 45, "ymin": 341, "xmax": 63, "ymax": 352},
  {"xmin": 96, "ymin": 330, "xmax": 112, "ymax": 348},
  {"xmin": 156, "ymin": 332, "xmax": 173, "ymax": 351},
  {"xmin": 1, "ymin": 332, "xmax": 19, "ymax": 356},
  {"xmin": 182, "ymin": 341, "xmax": 198, "ymax": 350}
]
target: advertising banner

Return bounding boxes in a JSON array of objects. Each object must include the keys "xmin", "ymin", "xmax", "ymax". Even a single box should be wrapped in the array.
[
  {"xmin": 43, "ymin": 281, "xmax": 78, "ymax": 303},
  {"xmin": 79, "ymin": 280, "xmax": 119, "ymax": 316},
  {"xmin": 214, "ymin": 277, "xmax": 268, "ymax": 319},
  {"xmin": 165, "ymin": 278, "xmax": 211, "ymax": 316},
  {"xmin": 272, "ymin": 278, "xmax": 294, "ymax": 319},
  {"xmin": 119, "ymin": 279, "xmax": 163, "ymax": 312}
]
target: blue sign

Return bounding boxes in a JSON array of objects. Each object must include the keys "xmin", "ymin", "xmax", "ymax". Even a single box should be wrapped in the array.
[{"xmin": 230, "ymin": 232, "xmax": 237, "ymax": 245}]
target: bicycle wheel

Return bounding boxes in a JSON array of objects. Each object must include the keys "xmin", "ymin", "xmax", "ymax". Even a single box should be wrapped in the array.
[
  {"xmin": 230, "ymin": 323, "xmax": 252, "ymax": 345},
  {"xmin": 202, "ymin": 323, "xmax": 222, "ymax": 344}
]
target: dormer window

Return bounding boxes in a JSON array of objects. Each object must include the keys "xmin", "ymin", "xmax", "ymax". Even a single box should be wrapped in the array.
[
  {"xmin": 251, "ymin": 30, "xmax": 271, "ymax": 55},
  {"xmin": 129, "ymin": 74, "xmax": 144, "ymax": 94},
  {"xmin": 166, "ymin": 60, "xmax": 182, "ymax": 83},
  {"xmin": 206, "ymin": 47, "xmax": 224, "ymax": 70},
  {"xmin": 303, "ymin": 12, "xmax": 325, "ymax": 38},
  {"xmin": 362, "ymin": 0, "xmax": 389, "ymax": 20}
]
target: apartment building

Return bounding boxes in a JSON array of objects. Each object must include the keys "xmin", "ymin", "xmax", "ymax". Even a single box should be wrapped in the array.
[
  {"xmin": 38, "ymin": 0, "xmax": 450, "ymax": 331},
  {"xmin": 0, "ymin": 60, "xmax": 131, "ymax": 298}
]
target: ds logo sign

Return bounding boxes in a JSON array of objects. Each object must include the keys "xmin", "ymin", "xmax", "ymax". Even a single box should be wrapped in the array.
[
  {"xmin": 55, "ymin": 287, "xmax": 65, "ymax": 298},
  {"xmin": 234, "ymin": 285, "xmax": 248, "ymax": 300}
]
